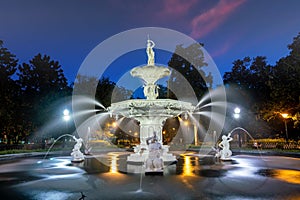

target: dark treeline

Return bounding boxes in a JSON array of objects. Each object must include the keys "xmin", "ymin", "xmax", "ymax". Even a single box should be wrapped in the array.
[
  {"xmin": 0, "ymin": 32, "xmax": 299, "ymax": 144},
  {"xmin": 223, "ymin": 33, "xmax": 300, "ymax": 139}
]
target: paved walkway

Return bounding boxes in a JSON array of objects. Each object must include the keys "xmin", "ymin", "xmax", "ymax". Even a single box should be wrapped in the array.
[{"xmin": 0, "ymin": 151, "xmax": 300, "ymax": 199}]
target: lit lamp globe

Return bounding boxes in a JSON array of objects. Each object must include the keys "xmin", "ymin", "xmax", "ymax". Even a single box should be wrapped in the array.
[
  {"xmin": 63, "ymin": 109, "xmax": 71, "ymax": 121},
  {"xmin": 234, "ymin": 107, "xmax": 240, "ymax": 119}
]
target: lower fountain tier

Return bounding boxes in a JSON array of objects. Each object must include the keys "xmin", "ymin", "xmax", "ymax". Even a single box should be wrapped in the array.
[
  {"xmin": 127, "ymin": 145, "xmax": 176, "ymax": 164},
  {"xmin": 108, "ymin": 99, "xmax": 195, "ymax": 163},
  {"xmin": 108, "ymin": 99, "xmax": 195, "ymax": 145}
]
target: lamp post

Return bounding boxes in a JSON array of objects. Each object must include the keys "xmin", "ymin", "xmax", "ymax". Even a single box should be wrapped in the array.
[
  {"xmin": 281, "ymin": 113, "xmax": 289, "ymax": 140},
  {"xmin": 233, "ymin": 107, "xmax": 241, "ymax": 147},
  {"xmin": 63, "ymin": 109, "xmax": 71, "ymax": 122},
  {"xmin": 233, "ymin": 107, "xmax": 240, "ymax": 119},
  {"xmin": 62, "ymin": 109, "xmax": 71, "ymax": 147},
  {"xmin": 63, "ymin": 109, "xmax": 71, "ymax": 133}
]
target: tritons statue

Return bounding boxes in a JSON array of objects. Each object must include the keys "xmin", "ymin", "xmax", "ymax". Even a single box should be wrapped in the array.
[
  {"xmin": 71, "ymin": 136, "xmax": 85, "ymax": 162},
  {"xmin": 217, "ymin": 133, "xmax": 233, "ymax": 160},
  {"xmin": 145, "ymin": 132, "xmax": 164, "ymax": 172}
]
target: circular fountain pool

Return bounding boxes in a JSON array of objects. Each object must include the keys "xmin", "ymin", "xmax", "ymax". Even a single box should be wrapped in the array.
[{"xmin": 1, "ymin": 153, "xmax": 300, "ymax": 200}]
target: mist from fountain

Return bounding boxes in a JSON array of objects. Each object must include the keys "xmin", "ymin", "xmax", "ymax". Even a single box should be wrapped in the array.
[
  {"xmin": 41, "ymin": 134, "xmax": 74, "ymax": 161},
  {"xmin": 228, "ymin": 127, "xmax": 254, "ymax": 139}
]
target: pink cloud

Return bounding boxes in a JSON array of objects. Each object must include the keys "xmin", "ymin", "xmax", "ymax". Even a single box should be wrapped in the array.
[
  {"xmin": 211, "ymin": 42, "xmax": 232, "ymax": 58},
  {"xmin": 190, "ymin": 0, "xmax": 246, "ymax": 39},
  {"xmin": 211, "ymin": 35, "xmax": 240, "ymax": 58},
  {"xmin": 157, "ymin": 0, "xmax": 198, "ymax": 18}
]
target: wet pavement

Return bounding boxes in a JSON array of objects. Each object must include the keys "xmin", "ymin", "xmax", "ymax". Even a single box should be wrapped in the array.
[{"xmin": 0, "ymin": 152, "xmax": 300, "ymax": 200}]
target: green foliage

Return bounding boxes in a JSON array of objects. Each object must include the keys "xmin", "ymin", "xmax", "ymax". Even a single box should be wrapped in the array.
[
  {"xmin": 16, "ymin": 53, "xmax": 71, "ymax": 141},
  {"xmin": 261, "ymin": 33, "xmax": 300, "ymax": 129},
  {"xmin": 168, "ymin": 43, "xmax": 209, "ymax": 100},
  {"xmin": 224, "ymin": 32, "xmax": 300, "ymax": 138},
  {"xmin": 0, "ymin": 40, "xmax": 22, "ymax": 144},
  {"xmin": 96, "ymin": 77, "xmax": 132, "ymax": 107},
  {"xmin": 18, "ymin": 54, "xmax": 69, "ymax": 94},
  {"xmin": 74, "ymin": 75, "xmax": 132, "ymax": 108}
]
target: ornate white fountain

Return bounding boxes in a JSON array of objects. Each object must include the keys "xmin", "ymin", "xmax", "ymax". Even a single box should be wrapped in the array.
[{"xmin": 108, "ymin": 39, "xmax": 195, "ymax": 163}]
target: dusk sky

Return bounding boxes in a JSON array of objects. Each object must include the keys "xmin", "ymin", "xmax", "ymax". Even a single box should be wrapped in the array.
[{"xmin": 1, "ymin": 0, "xmax": 300, "ymax": 84}]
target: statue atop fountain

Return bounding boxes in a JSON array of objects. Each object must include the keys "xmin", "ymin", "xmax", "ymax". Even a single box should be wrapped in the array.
[
  {"xmin": 71, "ymin": 136, "xmax": 85, "ymax": 162},
  {"xmin": 217, "ymin": 133, "xmax": 233, "ymax": 160},
  {"xmin": 131, "ymin": 37, "xmax": 170, "ymax": 100},
  {"xmin": 146, "ymin": 38, "xmax": 155, "ymax": 65}
]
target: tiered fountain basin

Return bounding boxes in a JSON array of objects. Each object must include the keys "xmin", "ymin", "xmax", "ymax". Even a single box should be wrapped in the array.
[
  {"xmin": 108, "ymin": 99, "xmax": 195, "ymax": 163},
  {"xmin": 109, "ymin": 99, "xmax": 195, "ymax": 117}
]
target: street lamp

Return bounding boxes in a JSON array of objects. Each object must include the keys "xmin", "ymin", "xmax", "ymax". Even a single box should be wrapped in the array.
[
  {"xmin": 233, "ymin": 107, "xmax": 241, "ymax": 147},
  {"xmin": 233, "ymin": 107, "xmax": 240, "ymax": 119},
  {"xmin": 63, "ymin": 109, "xmax": 71, "ymax": 121},
  {"xmin": 281, "ymin": 113, "xmax": 289, "ymax": 140}
]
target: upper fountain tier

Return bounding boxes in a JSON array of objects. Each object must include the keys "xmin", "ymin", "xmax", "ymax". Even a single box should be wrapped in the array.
[
  {"xmin": 130, "ymin": 39, "xmax": 171, "ymax": 100},
  {"xmin": 131, "ymin": 38, "xmax": 170, "ymax": 85},
  {"xmin": 130, "ymin": 65, "xmax": 170, "ymax": 86},
  {"xmin": 108, "ymin": 38, "xmax": 195, "ymax": 119}
]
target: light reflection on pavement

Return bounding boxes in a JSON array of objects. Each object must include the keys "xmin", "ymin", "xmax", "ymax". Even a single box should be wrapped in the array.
[{"xmin": 0, "ymin": 153, "xmax": 299, "ymax": 200}]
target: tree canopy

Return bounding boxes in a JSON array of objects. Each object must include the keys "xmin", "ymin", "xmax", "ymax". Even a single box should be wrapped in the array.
[
  {"xmin": 168, "ymin": 43, "xmax": 210, "ymax": 100},
  {"xmin": 0, "ymin": 32, "xmax": 300, "ymax": 143},
  {"xmin": 223, "ymin": 32, "xmax": 300, "ymax": 139}
]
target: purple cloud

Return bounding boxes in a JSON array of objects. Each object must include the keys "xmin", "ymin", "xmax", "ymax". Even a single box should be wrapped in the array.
[{"xmin": 190, "ymin": 0, "xmax": 246, "ymax": 39}]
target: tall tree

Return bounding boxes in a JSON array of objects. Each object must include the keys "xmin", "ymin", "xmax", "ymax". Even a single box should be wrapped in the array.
[
  {"xmin": 0, "ymin": 40, "xmax": 22, "ymax": 144},
  {"xmin": 73, "ymin": 75, "xmax": 132, "ymax": 109},
  {"xmin": 223, "ymin": 56, "xmax": 274, "ymax": 136},
  {"xmin": 17, "ymin": 54, "xmax": 71, "ymax": 140},
  {"xmin": 261, "ymin": 33, "xmax": 300, "ymax": 133},
  {"xmin": 95, "ymin": 77, "xmax": 132, "ymax": 107},
  {"xmin": 168, "ymin": 43, "xmax": 210, "ymax": 100},
  {"xmin": 0, "ymin": 40, "xmax": 18, "ymax": 142}
]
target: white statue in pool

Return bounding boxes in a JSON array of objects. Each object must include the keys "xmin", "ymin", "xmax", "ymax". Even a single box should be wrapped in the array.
[
  {"xmin": 217, "ymin": 133, "xmax": 233, "ymax": 160},
  {"xmin": 145, "ymin": 132, "xmax": 164, "ymax": 171},
  {"xmin": 71, "ymin": 136, "xmax": 85, "ymax": 162}
]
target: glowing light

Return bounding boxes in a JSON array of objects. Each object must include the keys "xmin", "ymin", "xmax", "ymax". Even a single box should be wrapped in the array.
[
  {"xmin": 233, "ymin": 113, "xmax": 240, "ymax": 119},
  {"xmin": 63, "ymin": 109, "xmax": 71, "ymax": 121},
  {"xmin": 63, "ymin": 115, "xmax": 70, "ymax": 121},
  {"xmin": 274, "ymin": 169, "xmax": 300, "ymax": 184},
  {"xmin": 182, "ymin": 155, "xmax": 195, "ymax": 176},
  {"xmin": 109, "ymin": 153, "xmax": 119, "ymax": 174},
  {"xmin": 234, "ymin": 107, "xmax": 240, "ymax": 114},
  {"xmin": 281, "ymin": 113, "xmax": 288, "ymax": 118},
  {"xmin": 63, "ymin": 109, "xmax": 70, "ymax": 116},
  {"xmin": 234, "ymin": 107, "xmax": 240, "ymax": 119}
]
